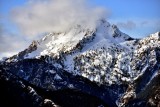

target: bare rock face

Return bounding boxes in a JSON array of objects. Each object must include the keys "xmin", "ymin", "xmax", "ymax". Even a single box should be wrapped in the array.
[{"xmin": 0, "ymin": 20, "xmax": 160, "ymax": 107}]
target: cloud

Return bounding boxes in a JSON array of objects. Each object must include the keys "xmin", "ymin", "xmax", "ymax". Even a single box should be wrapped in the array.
[
  {"xmin": 0, "ymin": 17, "xmax": 27, "ymax": 58},
  {"xmin": 142, "ymin": 20, "xmax": 160, "ymax": 29},
  {"xmin": 116, "ymin": 21, "xmax": 136, "ymax": 30},
  {"xmin": 0, "ymin": 24, "xmax": 28, "ymax": 58},
  {"xmin": 140, "ymin": 21, "xmax": 148, "ymax": 26},
  {"xmin": 0, "ymin": 0, "xmax": 108, "ymax": 59},
  {"xmin": 0, "ymin": 24, "xmax": 3, "ymax": 33},
  {"xmin": 11, "ymin": 0, "xmax": 108, "ymax": 39},
  {"xmin": 110, "ymin": 18, "xmax": 160, "ymax": 38},
  {"xmin": 0, "ymin": 33, "xmax": 27, "ymax": 53}
]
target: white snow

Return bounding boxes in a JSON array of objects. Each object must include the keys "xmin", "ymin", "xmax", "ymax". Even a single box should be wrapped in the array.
[
  {"xmin": 48, "ymin": 70, "xmax": 56, "ymax": 74},
  {"xmin": 54, "ymin": 74, "xmax": 62, "ymax": 80},
  {"xmin": 134, "ymin": 64, "xmax": 148, "ymax": 81},
  {"xmin": 22, "ymin": 20, "xmax": 160, "ymax": 85},
  {"xmin": 53, "ymin": 63, "xmax": 62, "ymax": 69}
]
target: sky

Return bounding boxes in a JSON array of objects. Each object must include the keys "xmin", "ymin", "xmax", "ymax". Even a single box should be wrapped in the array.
[
  {"xmin": 91, "ymin": 0, "xmax": 160, "ymax": 37},
  {"xmin": 0, "ymin": 0, "xmax": 160, "ymax": 58}
]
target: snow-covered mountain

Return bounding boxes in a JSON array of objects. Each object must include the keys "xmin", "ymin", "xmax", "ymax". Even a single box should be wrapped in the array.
[{"xmin": 1, "ymin": 20, "xmax": 160, "ymax": 107}]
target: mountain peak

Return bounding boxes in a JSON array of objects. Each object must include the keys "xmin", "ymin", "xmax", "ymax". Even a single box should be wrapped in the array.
[
  {"xmin": 1, "ymin": 21, "xmax": 160, "ymax": 107},
  {"xmin": 20, "ymin": 20, "xmax": 132, "ymax": 59}
]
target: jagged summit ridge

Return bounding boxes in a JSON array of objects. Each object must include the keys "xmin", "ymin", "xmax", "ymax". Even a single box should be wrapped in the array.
[
  {"xmin": 9, "ymin": 20, "xmax": 136, "ymax": 85},
  {"xmin": 23, "ymin": 20, "xmax": 133, "ymax": 58}
]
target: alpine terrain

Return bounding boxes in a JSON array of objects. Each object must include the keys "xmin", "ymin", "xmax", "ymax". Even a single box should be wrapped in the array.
[{"xmin": 0, "ymin": 19, "xmax": 160, "ymax": 107}]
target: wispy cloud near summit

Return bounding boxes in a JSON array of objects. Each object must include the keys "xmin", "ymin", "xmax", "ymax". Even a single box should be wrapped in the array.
[{"xmin": 11, "ymin": 0, "xmax": 108, "ymax": 39}]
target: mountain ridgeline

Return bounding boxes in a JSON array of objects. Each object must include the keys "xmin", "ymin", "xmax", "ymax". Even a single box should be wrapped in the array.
[{"xmin": 0, "ymin": 20, "xmax": 160, "ymax": 107}]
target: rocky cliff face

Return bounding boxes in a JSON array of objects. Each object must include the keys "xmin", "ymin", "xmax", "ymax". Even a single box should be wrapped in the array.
[{"xmin": 0, "ymin": 20, "xmax": 160, "ymax": 107}]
